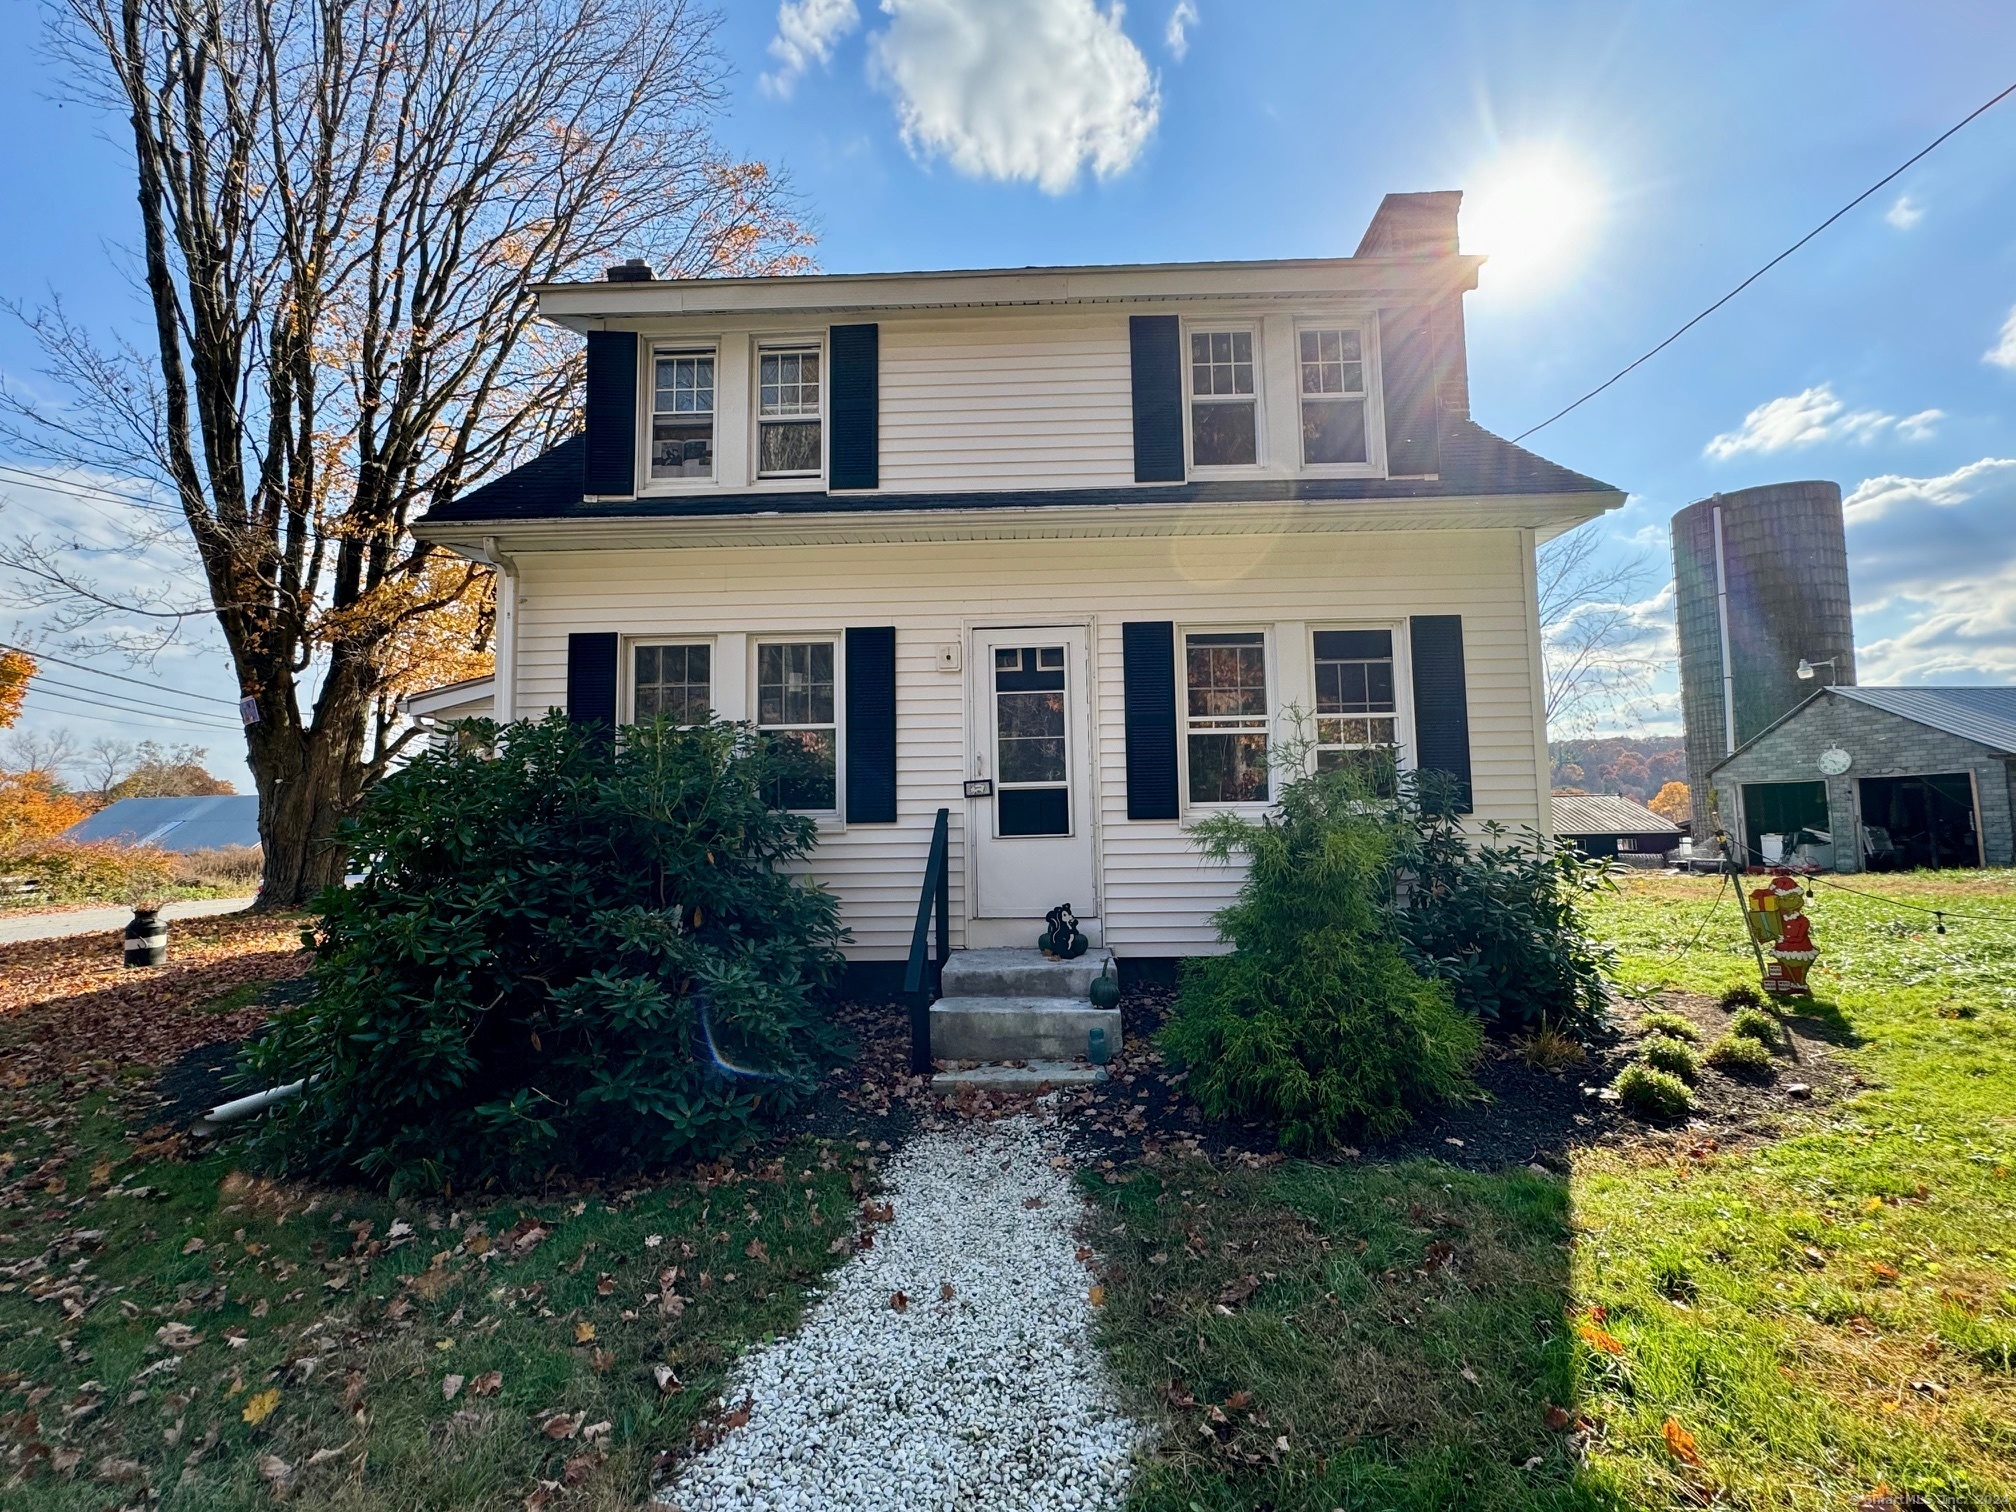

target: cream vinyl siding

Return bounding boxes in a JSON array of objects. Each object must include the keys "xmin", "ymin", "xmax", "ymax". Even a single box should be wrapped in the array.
[
  {"xmin": 857, "ymin": 315, "xmax": 1136, "ymax": 492},
  {"xmin": 510, "ymin": 528, "xmax": 1542, "ymax": 959}
]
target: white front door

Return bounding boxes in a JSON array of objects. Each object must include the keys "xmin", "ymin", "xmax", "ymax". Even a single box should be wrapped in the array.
[{"xmin": 970, "ymin": 626, "xmax": 1097, "ymax": 925}]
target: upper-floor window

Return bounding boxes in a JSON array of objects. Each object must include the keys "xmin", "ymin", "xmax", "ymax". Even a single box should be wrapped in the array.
[
  {"xmin": 756, "ymin": 639, "xmax": 837, "ymax": 810},
  {"xmin": 633, "ymin": 642, "xmax": 711, "ymax": 724},
  {"xmin": 1189, "ymin": 329, "xmax": 1257, "ymax": 468},
  {"xmin": 758, "ymin": 346, "xmax": 822, "ymax": 478},
  {"xmin": 1185, "ymin": 630, "xmax": 1269, "ymax": 803},
  {"xmin": 1313, "ymin": 628, "xmax": 1397, "ymax": 787},
  {"xmin": 1298, "ymin": 328, "xmax": 1368, "ymax": 466},
  {"xmin": 651, "ymin": 350, "xmax": 715, "ymax": 480}
]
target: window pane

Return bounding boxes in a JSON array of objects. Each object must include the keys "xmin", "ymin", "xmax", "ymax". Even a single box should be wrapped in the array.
[
  {"xmin": 1302, "ymin": 398, "xmax": 1367, "ymax": 465},
  {"xmin": 759, "ymin": 420, "xmax": 822, "ymax": 475},
  {"xmin": 757, "ymin": 642, "xmax": 834, "ymax": 727},
  {"xmin": 634, "ymin": 643, "xmax": 711, "ymax": 724},
  {"xmin": 1188, "ymin": 733, "xmax": 1270, "ymax": 803},
  {"xmin": 759, "ymin": 350, "xmax": 820, "ymax": 417},
  {"xmin": 1191, "ymin": 400, "xmax": 1257, "ymax": 466},
  {"xmin": 1186, "ymin": 633, "xmax": 1267, "ymax": 719},
  {"xmin": 767, "ymin": 728, "xmax": 836, "ymax": 811},
  {"xmin": 651, "ymin": 420, "xmax": 714, "ymax": 479},
  {"xmin": 1190, "ymin": 330, "xmax": 1254, "ymax": 399}
]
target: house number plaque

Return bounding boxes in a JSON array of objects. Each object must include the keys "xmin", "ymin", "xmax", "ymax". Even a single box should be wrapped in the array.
[{"xmin": 964, "ymin": 778, "xmax": 994, "ymax": 798}]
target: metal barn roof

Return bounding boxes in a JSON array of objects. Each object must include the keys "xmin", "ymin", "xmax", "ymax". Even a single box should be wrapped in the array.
[
  {"xmin": 1550, "ymin": 794, "xmax": 1680, "ymax": 837},
  {"xmin": 1830, "ymin": 686, "xmax": 2016, "ymax": 755},
  {"xmin": 62, "ymin": 795, "xmax": 260, "ymax": 852}
]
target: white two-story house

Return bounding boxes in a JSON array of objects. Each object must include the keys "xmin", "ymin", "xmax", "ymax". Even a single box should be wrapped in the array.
[{"xmin": 411, "ymin": 191, "xmax": 1623, "ymax": 985}]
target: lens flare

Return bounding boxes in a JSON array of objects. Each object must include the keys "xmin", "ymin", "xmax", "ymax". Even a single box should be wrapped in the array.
[{"xmin": 1463, "ymin": 144, "xmax": 1604, "ymax": 297}]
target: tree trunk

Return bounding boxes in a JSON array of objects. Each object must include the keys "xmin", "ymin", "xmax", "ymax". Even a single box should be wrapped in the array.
[{"xmin": 248, "ymin": 686, "xmax": 373, "ymax": 909}]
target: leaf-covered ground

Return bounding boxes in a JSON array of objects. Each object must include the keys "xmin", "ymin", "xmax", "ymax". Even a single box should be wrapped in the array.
[
  {"xmin": 0, "ymin": 918, "xmax": 877, "ymax": 1508},
  {"xmin": 1092, "ymin": 870, "xmax": 2016, "ymax": 1510}
]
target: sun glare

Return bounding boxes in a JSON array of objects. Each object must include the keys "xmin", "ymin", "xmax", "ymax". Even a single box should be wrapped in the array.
[{"xmin": 1463, "ymin": 146, "xmax": 1603, "ymax": 296}]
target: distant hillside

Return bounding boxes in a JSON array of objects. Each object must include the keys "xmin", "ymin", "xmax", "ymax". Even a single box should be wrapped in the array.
[{"xmin": 1548, "ymin": 735, "xmax": 1686, "ymax": 806}]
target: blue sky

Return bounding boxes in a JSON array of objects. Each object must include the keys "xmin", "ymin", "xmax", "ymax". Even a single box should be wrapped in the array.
[{"xmin": 3, "ymin": 0, "xmax": 2015, "ymax": 787}]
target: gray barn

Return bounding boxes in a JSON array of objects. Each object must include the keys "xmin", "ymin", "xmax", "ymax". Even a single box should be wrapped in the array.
[{"xmin": 1707, "ymin": 686, "xmax": 2016, "ymax": 872}]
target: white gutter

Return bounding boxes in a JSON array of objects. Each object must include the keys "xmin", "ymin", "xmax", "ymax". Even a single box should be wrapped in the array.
[{"xmin": 483, "ymin": 535, "xmax": 519, "ymax": 722}]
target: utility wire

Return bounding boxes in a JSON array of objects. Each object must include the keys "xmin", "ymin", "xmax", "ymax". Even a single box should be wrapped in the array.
[
  {"xmin": 1811, "ymin": 875, "xmax": 2016, "ymax": 926},
  {"xmin": 0, "ymin": 463, "xmax": 169, "ymax": 513},
  {"xmin": 1514, "ymin": 78, "xmax": 2016, "ymax": 444},
  {"xmin": 1671, "ymin": 870, "xmax": 1731, "ymax": 955},
  {"xmin": 0, "ymin": 640, "xmax": 239, "ymax": 706},
  {"xmin": 23, "ymin": 683, "xmax": 243, "ymax": 734},
  {"xmin": 28, "ymin": 671, "xmax": 243, "ymax": 725}
]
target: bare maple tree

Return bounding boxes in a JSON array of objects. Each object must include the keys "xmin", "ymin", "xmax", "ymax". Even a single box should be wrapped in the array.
[
  {"xmin": 2, "ymin": 0, "xmax": 812, "ymax": 905},
  {"xmin": 1536, "ymin": 525, "xmax": 1662, "ymax": 735}
]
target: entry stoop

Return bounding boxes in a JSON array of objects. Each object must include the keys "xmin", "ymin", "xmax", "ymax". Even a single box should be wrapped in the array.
[{"xmin": 929, "ymin": 947, "xmax": 1120, "ymax": 1079}]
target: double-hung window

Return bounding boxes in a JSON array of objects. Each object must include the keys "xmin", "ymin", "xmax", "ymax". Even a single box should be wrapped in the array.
[
  {"xmin": 757, "ymin": 345, "xmax": 822, "ymax": 477},
  {"xmin": 632, "ymin": 643, "xmax": 711, "ymax": 724},
  {"xmin": 1185, "ymin": 631, "xmax": 1269, "ymax": 804},
  {"xmin": 1313, "ymin": 629, "xmax": 1399, "ymax": 788},
  {"xmin": 651, "ymin": 349, "xmax": 715, "ymax": 480},
  {"xmin": 1298, "ymin": 328, "xmax": 1368, "ymax": 466},
  {"xmin": 1188, "ymin": 329, "xmax": 1258, "ymax": 467},
  {"xmin": 756, "ymin": 639, "xmax": 837, "ymax": 810}
]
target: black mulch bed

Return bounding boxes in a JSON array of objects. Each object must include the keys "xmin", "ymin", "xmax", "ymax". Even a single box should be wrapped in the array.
[{"xmin": 149, "ymin": 976, "xmax": 1855, "ymax": 1184}]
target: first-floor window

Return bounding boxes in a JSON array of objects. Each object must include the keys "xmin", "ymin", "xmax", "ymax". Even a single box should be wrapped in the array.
[
  {"xmin": 757, "ymin": 640, "xmax": 837, "ymax": 810},
  {"xmin": 633, "ymin": 643, "xmax": 711, "ymax": 724},
  {"xmin": 757, "ymin": 346, "xmax": 822, "ymax": 477},
  {"xmin": 1185, "ymin": 631, "xmax": 1269, "ymax": 803},
  {"xmin": 1314, "ymin": 628, "xmax": 1398, "ymax": 788}
]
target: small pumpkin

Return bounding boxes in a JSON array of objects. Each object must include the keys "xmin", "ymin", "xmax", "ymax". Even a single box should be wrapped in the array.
[{"xmin": 1089, "ymin": 959, "xmax": 1120, "ymax": 1009}]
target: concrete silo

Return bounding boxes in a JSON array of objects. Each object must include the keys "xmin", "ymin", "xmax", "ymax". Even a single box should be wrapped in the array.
[{"xmin": 1671, "ymin": 481, "xmax": 1856, "ymax": 837}]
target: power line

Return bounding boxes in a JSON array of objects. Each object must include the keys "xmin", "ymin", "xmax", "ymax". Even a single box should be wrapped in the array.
[
  {"xmin": 0, "ymin": 640, "xmax": 240, "ymax": 706},
  {"xmin": 1513, "ymin": 78, "xmax": 2016, "ymax": 444},
  {"xmin": 30, "ymin": 671, "xmax": 243, "ymax": 725},
  {"xmin": 24, "ymin": 683, "xmax": 243, "ymax": 734},
  {"xmin": 0, "ymin": 463, "xmax": 170, "ymax": 513}
]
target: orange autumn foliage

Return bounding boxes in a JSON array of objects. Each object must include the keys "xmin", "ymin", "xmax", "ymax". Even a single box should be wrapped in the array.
[
  {"xmin": 1648, "ymin": 780, "xmax": 1692, "ymax": 824},
  {"xmin": 0, "ymin": 769, "xmax": 90, "ymax": 853},
  {"xmin": 0, "ymin": 649, "xmax": 33, "ymax": 731},
  {"xmin": 1662, "ymin": 1416, "xmax": 1703, "ymax": 1466}
]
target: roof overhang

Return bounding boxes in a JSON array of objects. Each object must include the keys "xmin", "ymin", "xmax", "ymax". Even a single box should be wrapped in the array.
[
  {"xmin": 533, "ymin": 255, "xmax": 1484, "ymax": 330},
  {"xmin": 414, "ymin": 488, "xmax": 1619, "ymax": 557}
]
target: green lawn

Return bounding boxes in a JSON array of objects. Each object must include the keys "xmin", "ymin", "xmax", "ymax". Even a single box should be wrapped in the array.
[
  {"xmin": 1095, "ymin": 869, "xmax": 2016, "ymax": 1510},
  {"xmin": 0, "ymin": 1041, "xmax": 867, "ymax": 1506}
]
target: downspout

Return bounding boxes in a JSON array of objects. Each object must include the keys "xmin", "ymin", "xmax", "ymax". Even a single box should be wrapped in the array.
[
  {"xmin": 1711, "ymin": 499, "xmax": 1737, "ymax": 756},
  {"xmin": 191, "ymin": 1076, "xmax": 319, "ymax": 1137},
  {"xmin": 483, "ymin": 535, "xmax": 519, "ymax": 722}
]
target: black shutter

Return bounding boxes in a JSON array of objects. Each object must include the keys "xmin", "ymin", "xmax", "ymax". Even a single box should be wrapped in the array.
[
  {"xmin": 845, "ymin": 626, "xmax": 897, "ymax": 823},
  {"xmin": 1380, "ymin": 308, "xmax": 1441, "ymax": 477},
  {"xmin": 1409, "ymin": 615, "xmax": 1472, "ymax": 813},
  {"xmin": 567, "ymin": 632, "xmax": 619, "ymax": 730},
  {"xmin": 829, "ymin": 323, "xmax": 879, "ymax": 490},
  {"xmin": 584, "ymin": 330, "xmax": 638, "ymax": 497},
  {"xmin": 1128, "ymin": 315, "xmax": 1184, "ymax": 483},
  {"xmin": 1122, "ymin": 621, "xmax": 1180, "ymax": 819}
]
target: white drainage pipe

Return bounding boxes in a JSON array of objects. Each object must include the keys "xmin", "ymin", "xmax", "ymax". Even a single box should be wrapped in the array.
[{"xmin": 191, "ymin": 1076, "xmax": 318, "ymax": 1137}]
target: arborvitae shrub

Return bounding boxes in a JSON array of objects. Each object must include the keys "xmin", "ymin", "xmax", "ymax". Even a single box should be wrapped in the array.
[
  {"xmin": 1706, "ymin": 1033, "xmax": 1776, "ymax": 1080},
  {"xmin": 1640, "ymin": 1037, "xmax": 1702, "ymax": 1085},
  {"xmin": 242, "ymin": 714, "xmax": 847, "ymax": 1193},
  {"xmin": 1160, "ymin": 766, "xmax": 1481, "ymax": 1151},
  {"xmin": 1615, "ymin": 1064, "xmax": 1693, "ymax": 1120},
  {"xmin": 1635, "ymin": 1011, "xmax": 1701, "ymax": 1042},
  {"xmin": 1729, "ymin": 1007, "xmax": 1780, "ymax": 1045}
]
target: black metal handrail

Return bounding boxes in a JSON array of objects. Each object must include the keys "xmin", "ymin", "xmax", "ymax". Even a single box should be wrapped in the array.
[{"xmin": 902, "ymin": 807, "xmax": 951, "ymax": 1074}]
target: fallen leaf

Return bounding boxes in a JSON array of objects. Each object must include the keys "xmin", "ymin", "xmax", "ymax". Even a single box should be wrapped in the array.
[
  {"xmin": 580, "ymin": 1420, "xmax": 612, "ymax": 1442},
  {"xmin": 1803, "ymin": 1246, "xmax": 1828, "ymax": 1269},
  {"xmin": 1544, "ymin": 1403, "xmax": 1574, "ymax": 1430},
  {"xmin": 1088, "ymin": 1284, "xmax": 1106, "ymax": 1307},
  {"xmin": 890, "ymin": 1291, "xmax": 909, "ymax": 1313},
  {"xmin": 258, "ymin": 1454, "xmax": 293, "ymax": 1491},
  {"xmin": 563, "ymin": 1452, "xmax": 601, "ymax": 1487},
  {"xmin": 155, "ymin": 1322, "xmax": 202, "ymax": 1351},
  {"xmin": 1022, "ymin": 1196, "xmax": 1045, "ymax": 1210},
  {"xmin": 1216, "ymin": 1275, "xmax": 1261, "ymax": 1309},
  {"xmin": 590, "ymin": 1348, "xmax": 615, "ymax": 1373},
  {"xmin": 573, "ymin": 1322, "xmax": 596, "ymax": 1343},
  {"xmin": 1662, "ymin": 1417, "xmax": 1702, "ymax": 1466},
  {"xmin": 470, "ymin": 1371, "xmax": 503, "ymax": 1398},
  {"xmin": 442, "ymin": 1374, "xmax": 465, "ymax": 1401},
  {"xmin": 1075, "ymin": 1245, "xmax": 1093, "ymax": 1262},
  {"xmin": 242, "ymin": 1388, "xmax": 282, "ymax": 1425},
  {"xmin": 596, "ymin": 1272, "xmax": 616, "ymax": 1296},
  {"xmin": 1870, "ymin": 1261, "xmax": 1901, "ymax": 1283},
  {"xmin": 653, "ymin": 1364, "xmax": 684, "ymax": 1395},
  {"xmin": 939, "ymin": 1282, "xmax": 955, "ymax": 1302},
  {"xmin": 1223, "ymin": 1389, "xmax": 1253, "ymax": 1411},
  {"xmin": 95, "ymin": 1456, "xmax": 146, "ymax": 1484},
  {"xmin": 182, "ymin": 1237, "xmax": 205, "ymax": 1255},
  {"xmin": 744, "ymin": 1238, "xmax": 769, "ymax": 1262},
  {"xmin": 1576, "ymin": 1321, "xmax": 1625, "ymax": 1356},
  {"xmin": 542, "ymin": 1414, "xmax": 578, "ymax": 1440}
]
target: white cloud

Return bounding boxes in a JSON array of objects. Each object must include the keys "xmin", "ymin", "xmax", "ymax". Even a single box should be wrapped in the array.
[
  {"xmin": 762, "ymin": 0, "xmax": 862, "ymax": 98},
  {"xmin": 1885, "ymin": 193, "xmax": 1923, "ymax": 230},
  {"xmin": 869, "ymin": 0, "xmax": 1159, "ymax": 194},
  {"xmin": 1703, "ymin": 384, "xmax": 1941, "ymax": 460},
  {"xmin": 1984, "ymin": 305, "xmax": 2016, "ymax": 369},
  {"xmin": 1164, "ymin": 0, "xmax": 1197, "ymax": 59},
  {"xmin": 1842, "ymin": 458, "xmax": 2016, "ymax": 683}
]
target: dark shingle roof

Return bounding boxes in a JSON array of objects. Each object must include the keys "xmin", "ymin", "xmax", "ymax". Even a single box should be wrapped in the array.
[
  {"xmin": 418, "ymin": 420, "xmax": 1616, "ymax": 528},
  {"xmin": 1550, "ymin": 794, "xmax": 1680, "ymax": 837}
]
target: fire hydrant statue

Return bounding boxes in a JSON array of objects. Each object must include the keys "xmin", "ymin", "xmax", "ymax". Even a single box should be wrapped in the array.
[{"xmin": 1745, "ymin": 870, "xmax": 1818, "ymax": 995}]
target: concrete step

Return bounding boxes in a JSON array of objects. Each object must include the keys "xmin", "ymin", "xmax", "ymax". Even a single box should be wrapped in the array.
[
  {"xmin": 939, "ymin": 947, "xmax": 1116, "ymax": 1000},
  {"xmin": 932, "ymin": 1060, "xmax": 1109, "ymax": 1094},
  {"xmin": 929, "ymin": 994, "xmax": 1122, "ymax": 1062}
]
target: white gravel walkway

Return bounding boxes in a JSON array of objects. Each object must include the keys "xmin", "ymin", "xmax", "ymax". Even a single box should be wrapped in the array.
[{"xmin": 658, "ymin": 1116, "xmax": 1145, "ymax": 1512}]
